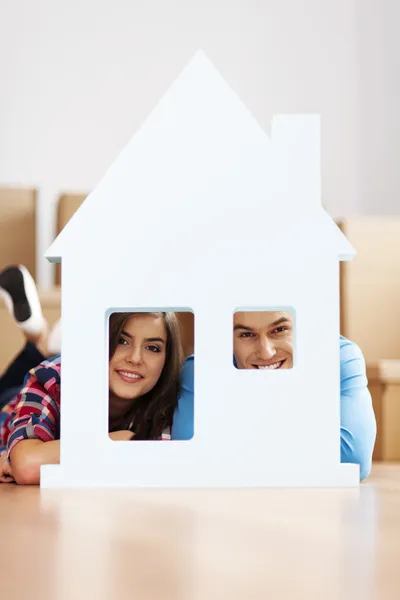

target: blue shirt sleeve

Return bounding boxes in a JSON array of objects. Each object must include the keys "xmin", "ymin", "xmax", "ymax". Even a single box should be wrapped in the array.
[
  {"xmin": 171, "ymin": 355, "xmax": 194, "ymax": 440},
  {"xmin": 339, "ymin": 337, "xmax": 376, "ymax": 481}
]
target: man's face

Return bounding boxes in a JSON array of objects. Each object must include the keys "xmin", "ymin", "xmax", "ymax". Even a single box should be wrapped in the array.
[{"xmin": 233, "ymin": 311, "xmax": 294, "ymax": 370}]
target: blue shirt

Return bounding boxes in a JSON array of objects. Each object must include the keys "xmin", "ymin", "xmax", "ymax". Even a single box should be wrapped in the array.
[{"xmin": 171, "ymin": 336, "xmax": 376, "ymax": 481}]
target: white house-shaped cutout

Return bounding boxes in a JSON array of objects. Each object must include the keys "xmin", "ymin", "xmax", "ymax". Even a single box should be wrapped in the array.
[{"xmin": 43, "ymin": 50, "xmax": 359, "ymax": 488}]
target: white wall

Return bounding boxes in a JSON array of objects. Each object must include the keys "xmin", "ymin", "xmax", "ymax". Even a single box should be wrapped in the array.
[
  {"xmin": 0, "ymin": 0, "xmax": 398, "ymax": 288},
  {"xmin": 356, "ymin": 0, "xmax": 400, "ymax": 215}
]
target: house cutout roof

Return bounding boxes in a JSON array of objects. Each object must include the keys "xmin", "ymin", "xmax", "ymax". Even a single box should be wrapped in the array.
[{"xmin": 46, "ymin": 50, "xmax": 355, "ymax": 265}]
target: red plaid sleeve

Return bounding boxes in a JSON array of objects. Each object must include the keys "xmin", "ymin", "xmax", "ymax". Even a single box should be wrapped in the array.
[{"xmin": 6, "ymin": 357, "xmax": 61, "ymax": 458}]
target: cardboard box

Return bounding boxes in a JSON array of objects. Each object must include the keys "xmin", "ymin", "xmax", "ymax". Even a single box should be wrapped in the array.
[
  {"xmin": 56, "ymin": 193, "xmax": 87, "ymax": 284},
  {"xmin": 338, "ymin": 218, "xmax": 400, "ymax": 361},
  {"xmin": 367, "ymin": 360, "xmax": 400, "ymax": 461},
  {"xmin": 0, "ymin": 187, "xmax": 36, "ymax": 279}
]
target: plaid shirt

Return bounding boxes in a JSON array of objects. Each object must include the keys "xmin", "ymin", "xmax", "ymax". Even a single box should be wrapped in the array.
[{"xmin": 0, "ymin": 355, "xmax": 171, "ymax": 457}]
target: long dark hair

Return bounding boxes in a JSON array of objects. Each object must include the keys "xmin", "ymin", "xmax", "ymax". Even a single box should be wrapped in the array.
[{"xmin": 109, "ymin": 312, "xmax": 183, "ymax": 440}]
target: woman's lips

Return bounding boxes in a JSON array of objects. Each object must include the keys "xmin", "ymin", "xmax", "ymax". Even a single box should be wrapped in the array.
[{"xmin": 117, "ymin": 370, "xmax": 144, "ymax": 384}]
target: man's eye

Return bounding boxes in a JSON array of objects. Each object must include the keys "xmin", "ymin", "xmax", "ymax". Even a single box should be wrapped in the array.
[
  {"xmin": 240, "ymin": 332, "xmax": 254, "ymax": 338},
  {"xmin": 273, "ymin": 327, "xmax": 288, "ymax": 334},
  {"xmin": 147, "ymin": 345, "xmax": 161, "ymax": 353}
]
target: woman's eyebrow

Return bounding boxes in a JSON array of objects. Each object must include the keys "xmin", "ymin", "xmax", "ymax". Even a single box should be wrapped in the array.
[{"xmin": 121, "ymin": 331, "xmax": 166, "ymax": 344}]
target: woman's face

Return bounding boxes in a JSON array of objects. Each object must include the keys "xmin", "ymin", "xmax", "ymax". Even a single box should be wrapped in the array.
[
  {"xmin": 233, "ymin": 311, "xmax": 294, "ymax": 370},
  {"xmin": 109, "ymin": 314, "xmax": 167, "ymax": 402}
]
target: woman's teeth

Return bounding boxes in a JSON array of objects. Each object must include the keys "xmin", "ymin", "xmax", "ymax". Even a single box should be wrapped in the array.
[
  {"xmin": 256, "ymin": 361, "xmax": 283, "ymax": 370},
  {"xmin": 119, "ymin": 371, "xmax": 142, "ymax": 379}
]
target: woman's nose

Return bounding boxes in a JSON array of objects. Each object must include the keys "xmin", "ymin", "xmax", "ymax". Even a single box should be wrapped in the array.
[{"xmin": 127, "ymin": 346, "xmax": 143, "ymax": 364}]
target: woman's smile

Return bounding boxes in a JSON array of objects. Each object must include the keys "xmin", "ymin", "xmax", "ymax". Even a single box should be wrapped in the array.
[{"xmin": 116, "ymin": 369, "xmax": 144, "ymax": 383}]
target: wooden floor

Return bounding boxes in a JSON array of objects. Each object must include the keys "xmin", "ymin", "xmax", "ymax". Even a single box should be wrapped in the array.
[{"xmin": 1, "ymin": 464, "xmax": 400, "ymax": 600}]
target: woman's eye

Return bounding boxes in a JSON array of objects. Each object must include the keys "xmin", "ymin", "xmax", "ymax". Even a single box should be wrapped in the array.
[
  {"xmin": 118, "ymin": 337, "xmax": 129, "ymax": 345},
  {"xmin": 147, "ymin": 345, "xmax": 161, "ymax": 353}
]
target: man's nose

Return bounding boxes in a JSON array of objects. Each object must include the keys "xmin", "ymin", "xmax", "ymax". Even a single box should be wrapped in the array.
[{"xmin": 257, "ymin": 337, "xmax": 277, "ymax": 360}]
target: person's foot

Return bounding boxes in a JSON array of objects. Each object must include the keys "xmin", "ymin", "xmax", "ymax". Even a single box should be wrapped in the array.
[{"xmin": 0, "ymin": 265, "xmax": 45, "ymax": 337}]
